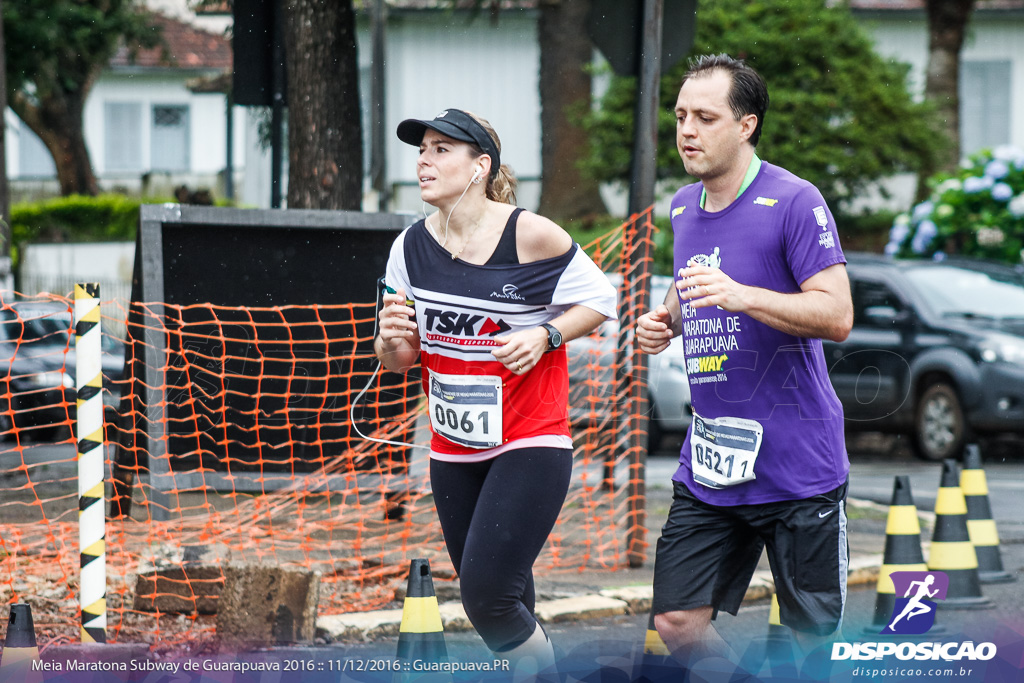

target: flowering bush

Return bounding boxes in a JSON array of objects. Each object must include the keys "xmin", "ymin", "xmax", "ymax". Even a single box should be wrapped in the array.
[{"xmin": 887, "ymin": 146, "xmax": 1024, "ymax": 263}]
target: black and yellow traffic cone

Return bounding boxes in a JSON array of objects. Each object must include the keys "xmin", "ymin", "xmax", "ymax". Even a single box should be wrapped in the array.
[
  {"xmin": 395, "ymin": 559, "xmax": 448, "ymax": 664},
  {"xmin": 928, "ymin": 459, "xmax": 993, "ymax": 609},
  {"xmin": 864, "ymin": 475, "xmax": 934, "ymax": 635},
  {"xmin": 961, "ymin": 444, "xmax": 1015, "ymax": 584},
  {"xmin": 0, "ymin": 604, "xmax": 43, "ymax": 683},
  {"xmin": 631, "ymin": 612, "xmax": 682, "ymax": 683},
  {"xmin": 764, "ymin": 593, "xmax": 798, "ymax": 676}
]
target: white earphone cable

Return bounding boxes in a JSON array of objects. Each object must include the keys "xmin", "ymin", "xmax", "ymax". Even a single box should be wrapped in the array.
[
  {"xmin": 349, "ymin": 280, "xmax": 430, "ymax": 451},
  {"xmin": 428, "ymin": 169, "xmax": 480, "ymax": 248}
]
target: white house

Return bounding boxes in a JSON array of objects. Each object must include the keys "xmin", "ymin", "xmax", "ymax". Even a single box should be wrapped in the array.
[
  {"xmin": 5, "ymin": 0, "xmax": 1023, "ymax": 214},
  {"xmin": 6, "ymin": 9, "xmax": 242, "ymax": 201}
]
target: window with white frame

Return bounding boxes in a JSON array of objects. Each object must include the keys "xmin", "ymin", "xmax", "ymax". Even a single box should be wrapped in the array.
[
  {"xmin": 105, "ymin": 102, "xmax": 143, "ymax": 172},
  {"xmin": 960, "ymin": 60, "xmax": 1011, "ymax": 157},
  {"xmin": 16, "ymin": 122, "xmax": 56, "ymax": 178},
  {"xmin": 151, "ymin": 104, "xmax": 190, "ymax": 172}
]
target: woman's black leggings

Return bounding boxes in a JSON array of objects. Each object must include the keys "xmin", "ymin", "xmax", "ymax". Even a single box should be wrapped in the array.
[{"xmin": 430, "ymin": 447, "xmax": 573, "ymax": 652}]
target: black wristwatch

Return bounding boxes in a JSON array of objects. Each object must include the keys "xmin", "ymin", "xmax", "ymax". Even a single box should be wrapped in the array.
[{"xmin": 541, "ymin": 323, "xmax": 563, "ymax": 351}]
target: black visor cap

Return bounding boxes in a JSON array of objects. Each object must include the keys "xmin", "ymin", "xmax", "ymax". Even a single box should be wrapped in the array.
[{"xmin": 396, "ymin": 108, "xmax": 501, "ymax": 179}]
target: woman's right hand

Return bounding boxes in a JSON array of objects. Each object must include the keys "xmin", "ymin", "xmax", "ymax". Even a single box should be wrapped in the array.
[{"xmin": 378, "ymin": 288, "xmax": 417, "ymax": 344}]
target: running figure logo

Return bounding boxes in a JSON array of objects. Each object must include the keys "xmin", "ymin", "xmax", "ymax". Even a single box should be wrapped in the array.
[{"xmin": 882, "ymin": 571, "xmax": 948, "ymax": 635}]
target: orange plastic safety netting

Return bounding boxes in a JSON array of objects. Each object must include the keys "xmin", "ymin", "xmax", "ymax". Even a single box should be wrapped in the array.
[{"xmin": 0, "ymin": 209, "xmax": 659, "ymax": 652}]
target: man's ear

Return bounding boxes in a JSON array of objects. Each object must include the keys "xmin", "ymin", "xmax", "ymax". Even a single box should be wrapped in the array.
[{"xmin": 739, "ymin": 114, "xmax": 758, "ymax": 143}]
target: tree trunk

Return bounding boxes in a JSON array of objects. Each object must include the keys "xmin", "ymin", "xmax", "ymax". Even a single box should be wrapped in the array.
[
  {"xmin": 283, "ymin": 0, "xmax": 364, "ymax": 210},
  {"xmin": 0, "ymin": 0, "xmax": 9, "ymax": 234},
  {"xmin": 537, "ymin": 0, "xmax": 607, "ymax": 221},
  {"xmin": 11, "ymin": 89, "xmax": 99, "ymax": 197},
  {"xmin": 923, "ymin": 0, "xmax": 975, "ymax": 177}
]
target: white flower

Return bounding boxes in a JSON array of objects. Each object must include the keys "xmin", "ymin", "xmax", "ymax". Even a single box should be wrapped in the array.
[
  {"xmin": 935, "ymin": 178, "xmax": 963, "ymax": 194},
  {"xmin": 992, "ymin": 145, "xmax": 1024, "ymax": 163},
  {"xmin": 977, "ymin": 227, "xmax": 1005, "ymax": 246},
  {"xmin": 935, "ymin": 204, "xmax": 954, "ymax": 218},
  {"xmin": 893, "ymin": 213, "xmax": 911, "ymax": 227},
  {"xmin": 1009, "ymin": 193, "xmax": 1024, "ymax": 218}
]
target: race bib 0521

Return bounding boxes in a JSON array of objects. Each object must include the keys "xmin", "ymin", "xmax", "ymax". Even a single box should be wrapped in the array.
[{"xmin": 690, "ymin": 413, "xmax": 763, "ymax": 489}]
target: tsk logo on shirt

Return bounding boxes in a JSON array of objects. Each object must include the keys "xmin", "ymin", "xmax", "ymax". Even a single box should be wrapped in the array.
[{"xmin": 423, "ymin": 307, "xmax": 511, "ymax": 345}]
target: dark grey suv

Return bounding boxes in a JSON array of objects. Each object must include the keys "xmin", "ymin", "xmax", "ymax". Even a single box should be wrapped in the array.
[
  {"xmin": 823, "ymin": 254, "xmax": 1024, "ymax": 461},
  {"xmin": 0, "ymin": 301, "xmax": 124, "ymax": 441}
]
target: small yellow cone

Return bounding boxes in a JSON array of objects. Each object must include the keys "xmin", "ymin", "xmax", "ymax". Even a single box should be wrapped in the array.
[
  {"xmin": 393, "ymin": 559, "xmax": 452, "ymax": 682},
  {"xmin": 0, "ymin": 604, "xmax": 43, "ymax": 683},
  {"xmin": 631, "ymin": 612, "xmax": 682, "ymax": 682}
]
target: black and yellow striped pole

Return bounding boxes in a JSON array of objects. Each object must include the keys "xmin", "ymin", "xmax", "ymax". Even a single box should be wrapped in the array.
[
  {"xmin": 0, "ymin": 604, "xmax": 43, "ymax": 683},
  {"xmin": 75, "ymin": 283, "xmax": 106, "ymax": 643},
  {"xmin": 395, "ymin": 559, "xmax": 447, "ymax": 663},
  {"xmin": 961, "ymin": 445, "xmax": 1014, "ymax": 584},
  {"xmin": 927, "ymin": 459, "xmax": 992, "ymax": 609},
  {"xmin": 866, "ymin": 475, "xmax": 931, "ymax": 634}
]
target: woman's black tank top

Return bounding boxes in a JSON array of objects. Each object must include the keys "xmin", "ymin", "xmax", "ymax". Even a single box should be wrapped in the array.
[{"xmin": 484, "ymin": 208, "xmax": 525, "ymax": 266}]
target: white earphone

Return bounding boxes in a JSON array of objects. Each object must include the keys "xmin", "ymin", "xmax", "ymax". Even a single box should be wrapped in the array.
[{"xmin": 471, "ymin": 165, "xmax": 484, "ymax": 183}]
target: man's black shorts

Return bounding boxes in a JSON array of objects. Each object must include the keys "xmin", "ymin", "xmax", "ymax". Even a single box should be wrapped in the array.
[{"xmin": 652, "ymin": 479, "xmax": 849, "ymax": 636}]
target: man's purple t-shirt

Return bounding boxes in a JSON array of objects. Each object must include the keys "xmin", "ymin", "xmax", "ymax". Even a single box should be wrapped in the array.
[{"xmin": 669, "ymin": 161, "xmax": 849, "ymax": 506}]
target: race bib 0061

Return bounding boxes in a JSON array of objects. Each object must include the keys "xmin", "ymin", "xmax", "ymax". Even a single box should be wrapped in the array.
[
  {"xmin": 428, "ymin": 370, "xmax": 503, "ymax": 449},
  {"xmin": 690, "ymin": 413, "xmax": 763, "ymax": 489}
]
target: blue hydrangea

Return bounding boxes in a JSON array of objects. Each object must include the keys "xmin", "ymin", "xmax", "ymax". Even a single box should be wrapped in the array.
[
  {"xmin": 911, "ymin": 220, "xmax": 937, "ymax": 254},
  {"xmin": 963, "ymin": 175, "xmax": 995, "ymax": 193},
  {"xmin": 889, "ymin": 222, "xmax": 910, "ymax": 244},
  {"xmin": 992, "ymin": 182, "xmax": 1014, "ymax": 202},
  {"xmin": 911, "ymin": 201, "xmax": 934, "ymax": 223},
  {"xmin": 984, "ymin": 160, "xmax": 1010, "ymax": 180}
]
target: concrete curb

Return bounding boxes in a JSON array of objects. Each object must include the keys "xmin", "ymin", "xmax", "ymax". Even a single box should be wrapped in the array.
[{"xmin": 316, "ymin": 554, "xmax": 884, "ymax": 641}]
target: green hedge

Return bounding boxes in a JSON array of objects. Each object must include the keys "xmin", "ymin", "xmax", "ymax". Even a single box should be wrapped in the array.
[
  {"xmin": 12, "ymin": 194, "xmax": 146, "ymax": 242},
  {"xmin": 9, "ymin": 194, "xmax": 155, "ymax": 268},
  {"xmin": 8, "ymin": 193, "xmax": 240, "ymax": 270}
]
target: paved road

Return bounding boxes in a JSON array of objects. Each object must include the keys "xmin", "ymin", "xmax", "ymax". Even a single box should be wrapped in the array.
[
  {"xmin": 14, "ymin": 432, "xmax": 1024, "ymax": 681},
  {"xmin": 319, "ymin": 438, "xmax": 1024, "ymax": 682}
]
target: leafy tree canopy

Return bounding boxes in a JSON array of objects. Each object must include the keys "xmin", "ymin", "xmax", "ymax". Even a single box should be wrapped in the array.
[
  {"xmin": 584, "ymin": 0, "xmax": 945, "ymax": 213},
  {"xmin": 4, "ymin": 0, "xmax": 159, "ymax": 102}
]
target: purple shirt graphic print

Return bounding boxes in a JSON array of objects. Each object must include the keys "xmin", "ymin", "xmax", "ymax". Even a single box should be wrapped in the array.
[{"xmin": 669, "ymin": 162, "xmax": 849, "ymax": 506}]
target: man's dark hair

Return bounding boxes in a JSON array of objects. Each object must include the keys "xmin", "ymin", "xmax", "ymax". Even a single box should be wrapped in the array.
[{"xmin": 682, "ymin": 54, "xmax": 770, "ymax": 147}]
